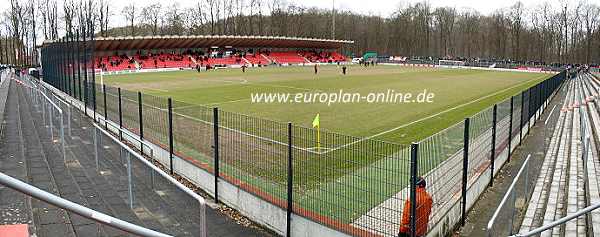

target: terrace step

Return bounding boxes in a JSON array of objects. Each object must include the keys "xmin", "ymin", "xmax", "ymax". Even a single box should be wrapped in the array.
[{"xmin": 519, "ymin": 73, "xmax": 600, "ymax": 236}]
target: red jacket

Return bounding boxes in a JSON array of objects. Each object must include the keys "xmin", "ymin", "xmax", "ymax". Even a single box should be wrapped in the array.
[{"xmin": 399, "ymin": 187, "xmax": 433, "ymax": 236}]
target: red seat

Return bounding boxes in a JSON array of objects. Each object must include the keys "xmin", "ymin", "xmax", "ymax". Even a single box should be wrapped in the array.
[{"xmin": 264, "ymin": 52, "xmax": 307, "ymax": 64}]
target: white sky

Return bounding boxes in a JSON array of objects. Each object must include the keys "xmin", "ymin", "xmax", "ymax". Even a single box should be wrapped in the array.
[
  {"xmin": 0, "ymin": 0, "xmax": 584, "ymax": 30},
  {"xmin": 96, "ymin": 0, "xmax": 577, "ymax": 16}
]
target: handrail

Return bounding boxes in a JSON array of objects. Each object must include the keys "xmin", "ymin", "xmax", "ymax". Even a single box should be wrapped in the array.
[
  {"xmin": 92, "ymin": 122, "xmax": 207, "ymax": 237},
  {"xmin": 486, "ymin": 154, "xmax": 531, "ymax": 236},
  {"xmin": 0, "ymin": 172, "xmax": 172, "ymax": 237},
  {"xmin": 95, "ymin": 116, "xmax": 154, "ymax": 153},
  {"xmin": 92, "ymin": 122, "xmax": 205, "ymax": 204},
  {"xmin": 39, "ymin": 88, "xmax": 63, "ymax": 115},
  {"xmin": 51, "ymin": 92, "xmax": 70, "ymax": 109},
  {"xmin": 511, "ymin": 202, "xmax": 600, "ymax": 237},
  {"xmin": 50, "ymin": 92, "xmax": 72, "ymax": 136},
  {"xmin": 32, "ymin": 81, "xmax": 66, "ymax": 162}
]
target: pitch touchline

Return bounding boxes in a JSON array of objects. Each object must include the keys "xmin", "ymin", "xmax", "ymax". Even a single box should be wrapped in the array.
[
  {"xmin": 201, "ymin": 98, "xmax": 249, "ymax": 106},
  {"xmin": 143, "ymin": 87, "xmax": 169, "ymax": 92},
  {"xmin": 323, "ymin": 74, "xmax": 548, "ymax": 153}
]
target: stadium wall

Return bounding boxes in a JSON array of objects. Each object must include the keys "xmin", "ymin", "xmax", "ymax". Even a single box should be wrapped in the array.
[{"xmin": 380, "ymin": 63, "xmax": 559, "ymax": 74}]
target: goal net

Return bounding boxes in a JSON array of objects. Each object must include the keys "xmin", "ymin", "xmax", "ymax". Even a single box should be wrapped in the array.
[{"xmin": 438, "ymin": 60, "xmax": 466, "ymax": 68}]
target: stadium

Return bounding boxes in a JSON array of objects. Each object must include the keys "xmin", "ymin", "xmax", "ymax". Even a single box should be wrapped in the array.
[{"xmin": 1, "ymin": 1, "xmax": 600, "ymax": 237}]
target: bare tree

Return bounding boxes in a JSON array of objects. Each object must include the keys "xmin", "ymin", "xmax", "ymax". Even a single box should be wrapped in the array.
[
  {"xmin": 581, "ymin": 2, "xmax": 600, "ymax": 63},
  {"xmin": 98, "ymin": 0, "xmax": 110, "ymax": 37},
  {"xmin": 122, "ymin": 4, "xmax": 137, "ymax": 36},
  {"xmin": 141, "ymin": 3, "xmax": 162, "ymax": 35}
]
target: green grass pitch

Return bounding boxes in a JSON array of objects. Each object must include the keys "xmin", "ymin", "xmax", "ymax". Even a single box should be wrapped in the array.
[
  {"xmin": 103, "ymin": 65, "xmax": 549, "ymax": 144},
  {"xmin": 99, "ymin": 65, "xmax": 551, "ymax": 225}
]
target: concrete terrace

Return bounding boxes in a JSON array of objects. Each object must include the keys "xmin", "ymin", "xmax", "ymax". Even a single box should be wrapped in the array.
[
  {"xmin": 460, "ymin": 72, "xmax": 600, "ymax": 237},
  {"xmin": 0, "ymin": 72, "xmax": 272, "ymax": 237},
  {"xmin": 519, "ymin": 73, "xmax": 600, "ymax": 236}
]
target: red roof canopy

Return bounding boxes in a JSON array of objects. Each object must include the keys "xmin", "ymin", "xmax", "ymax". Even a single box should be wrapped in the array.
[{"xmin": 43, "ymin": 35, "xmax": 354, "ymax": 51}]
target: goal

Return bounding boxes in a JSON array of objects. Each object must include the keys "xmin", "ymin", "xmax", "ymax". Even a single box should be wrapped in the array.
[{"xmin": 438, "ymin": 60, "xmax": 466, "ymax": 68}]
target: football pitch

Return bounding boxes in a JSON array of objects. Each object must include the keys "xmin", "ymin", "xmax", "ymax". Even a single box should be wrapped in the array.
[{"xmin": 103, "ymin": 65, "xmax": 550, "ymax": 144}]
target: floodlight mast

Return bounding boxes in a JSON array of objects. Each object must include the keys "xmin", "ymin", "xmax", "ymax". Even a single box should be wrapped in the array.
[{"xmin": 332, "ymin": 0, "xmax": 336, "ymax": 40}]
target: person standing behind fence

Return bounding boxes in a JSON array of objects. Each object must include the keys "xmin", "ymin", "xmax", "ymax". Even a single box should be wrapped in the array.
[{"xmin": 398, "ymin": 177, "xmax": 432, "ymax": 237}]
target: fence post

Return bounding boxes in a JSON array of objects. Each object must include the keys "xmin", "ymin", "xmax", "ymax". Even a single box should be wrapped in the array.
[
  {"xmin": 94, "ymin": 126, "xmax": 99, "ymax": 171},
  {"xmin": 138, "ymin": 92, "xmax": 144, "ymax": 153},
  {"xmin": 213, "ymin": 107, "xmax": 220, "ymax": 203},
  {"xmin": 490, "ymin": 104, "xmax": 497, "ymax": 187},
  {"xmin": 93, "ymin": 79, "xmax": 96, "ymax": 121},
  {"xmin": 118, "ymin": 88, "xmax": 123, "ymax": 140},
  {"xmin": 508, "ymin": 97, "xmax": 514, "ymax": 162},
  {"xmin": 103, "ymin": 84, "xmax": 107, "ymax": 128},
  {"xmin": 50, "ymin": 103, "xmax": 54, "ymax": 140},
  {"xmin": 461, "ymin": 118, "xmax": 470, "ymax": 226},
  {"xmin": 168, "ymin": 98, "xmax": 174, "ymax": 175},
  {"xmin": 410, "ymin": 143, "xmax": 419, "ymax": 237},
  {"xmin": 127, "ymin": 151, "xmax": 133, "ymax": 209},
  {"xmin": 528, "ymin": 88, "xmax": 533, "ymax": 130},
  {"xmin": 286, "ymin": 122, "xmax": 293, "ymax": 237},
  {"xmin": 520, "ymin": 91, "xmax": 524, "ymax": 145},
  {"xmin": 76, "ymin": 30, "xmax": 82, "ymax": 101}
]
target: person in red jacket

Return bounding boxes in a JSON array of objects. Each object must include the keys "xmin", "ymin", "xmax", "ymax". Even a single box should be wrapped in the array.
[{"xmin": 398, "ymin": 177, "xmax": 433, "ymax": 237}]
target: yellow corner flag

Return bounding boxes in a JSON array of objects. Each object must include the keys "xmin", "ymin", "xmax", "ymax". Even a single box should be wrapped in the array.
[
  {"xmin": 312, "ymin": 113, "xmax": 320, "ymax": 128},
  {"xmin": 312, "ymin": 114, "xmax": 321, "ymax": 151}
]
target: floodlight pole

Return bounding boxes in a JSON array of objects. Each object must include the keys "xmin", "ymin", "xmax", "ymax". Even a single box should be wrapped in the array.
[{"xmin": 332, "ymin": 0, "xmax": 336, "ymax": 40}]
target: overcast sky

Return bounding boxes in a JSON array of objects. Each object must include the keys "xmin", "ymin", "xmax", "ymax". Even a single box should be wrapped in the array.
[
  {"xmin": 0, "ymin": 0, "xmax": 582, "ymax": 28},
  {"xmin": 95, "ymin": 0, "xmax": 573, "ymax": 16}
]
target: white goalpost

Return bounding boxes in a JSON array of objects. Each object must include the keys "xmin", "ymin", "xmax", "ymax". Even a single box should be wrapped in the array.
[
  {"xmin": 438, "ymin": 60, "xmax": 466, "ymax": 68},
  {"xmin": 94, "ymin": 68, "xmax": 104, "ymax": 86}
]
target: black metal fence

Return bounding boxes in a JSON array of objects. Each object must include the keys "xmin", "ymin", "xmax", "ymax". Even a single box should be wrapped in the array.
[{"xmin": 39, "ymin": 37, "xmax": 567, "ymax": 237}]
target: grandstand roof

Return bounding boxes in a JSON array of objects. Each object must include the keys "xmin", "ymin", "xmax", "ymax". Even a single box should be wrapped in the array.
[{"xmin": 43, "ymin": 35, "xmax": 354, "ymax": 51}]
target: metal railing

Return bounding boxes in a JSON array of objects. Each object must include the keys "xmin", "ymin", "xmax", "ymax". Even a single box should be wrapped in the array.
[
  {"xmin": 486, "ymin": 154, "xmax": 532, "ymax": 236},
  {"xmin": 50, "ymin": 92, "xmax": 72, "ymax": 137},
  {"xmin": 511, "ymin": 202, "xmax": 600, "ymax": 237},
  {"xmin": 17, "ymin": 73, "xmax": 207, "ymax": 236},
  {"xmin": 33, "ymin": 85, "xmax": 67, "ymax": 162},
  {"xmin": 95, "ymin": 116, "xmax": 154, "ymax": 158},
  {"xmin": 92, "ymin": 122, "xmax": 207, "ymax": 237},
  {"xmin": 0, "ymin": 172, "xmax": 172, "ymax": 237}
]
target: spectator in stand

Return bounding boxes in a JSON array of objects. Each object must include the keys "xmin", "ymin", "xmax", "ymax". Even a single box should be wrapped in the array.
[{"xmin": 397, "ymin": 177, "xmax": 432, "ymax": 237}]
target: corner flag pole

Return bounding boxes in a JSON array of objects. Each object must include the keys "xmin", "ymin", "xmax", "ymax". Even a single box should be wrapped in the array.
[
  {"xmin": 312, "ymin": 114, "xmax": 321, "ymax": 151},
  {"xmin": 317, "ymin": 126, "xmax": 321, "ymax": 151}
]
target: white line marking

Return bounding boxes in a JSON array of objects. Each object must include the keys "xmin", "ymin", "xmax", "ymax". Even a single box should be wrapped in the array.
[
  {"xmin": 201, "ymin": 98, "xmax": 249, "ymax": 106},
  {"xmin": 544, "ymin": 104, "xmax": 558, "ymax": 125},
  {"xmin": 173, "ymin": 104, "xmax": 203, "ymax": 110},
  {"xmin": 143, "ymin": 87, "xmax": 169, "ymax": 92},
  {"xmin": 201, "ymin": 79, "xmax": 248, "ymax": 84},
  {"xmin": 323, "ymin": 74, "xmax": 549, "ymax": 153}
]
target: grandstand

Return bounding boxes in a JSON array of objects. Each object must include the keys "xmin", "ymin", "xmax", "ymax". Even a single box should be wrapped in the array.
[
  {"xmin": 517, "ymin": 72, "xmax": 600, "ymax": 236},
  {"xmin": 87, "ymin": 35, "xmax": 352, "ymax": 72}
]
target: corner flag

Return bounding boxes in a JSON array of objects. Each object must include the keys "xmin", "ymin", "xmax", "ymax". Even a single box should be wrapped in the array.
[
  {"xmin": 312, "ymin": 114, "xmax": 320, "ymax": 128},
  {"xmin": 312, "ymin": 114, "xmax": 321, "ymax": 151}
]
